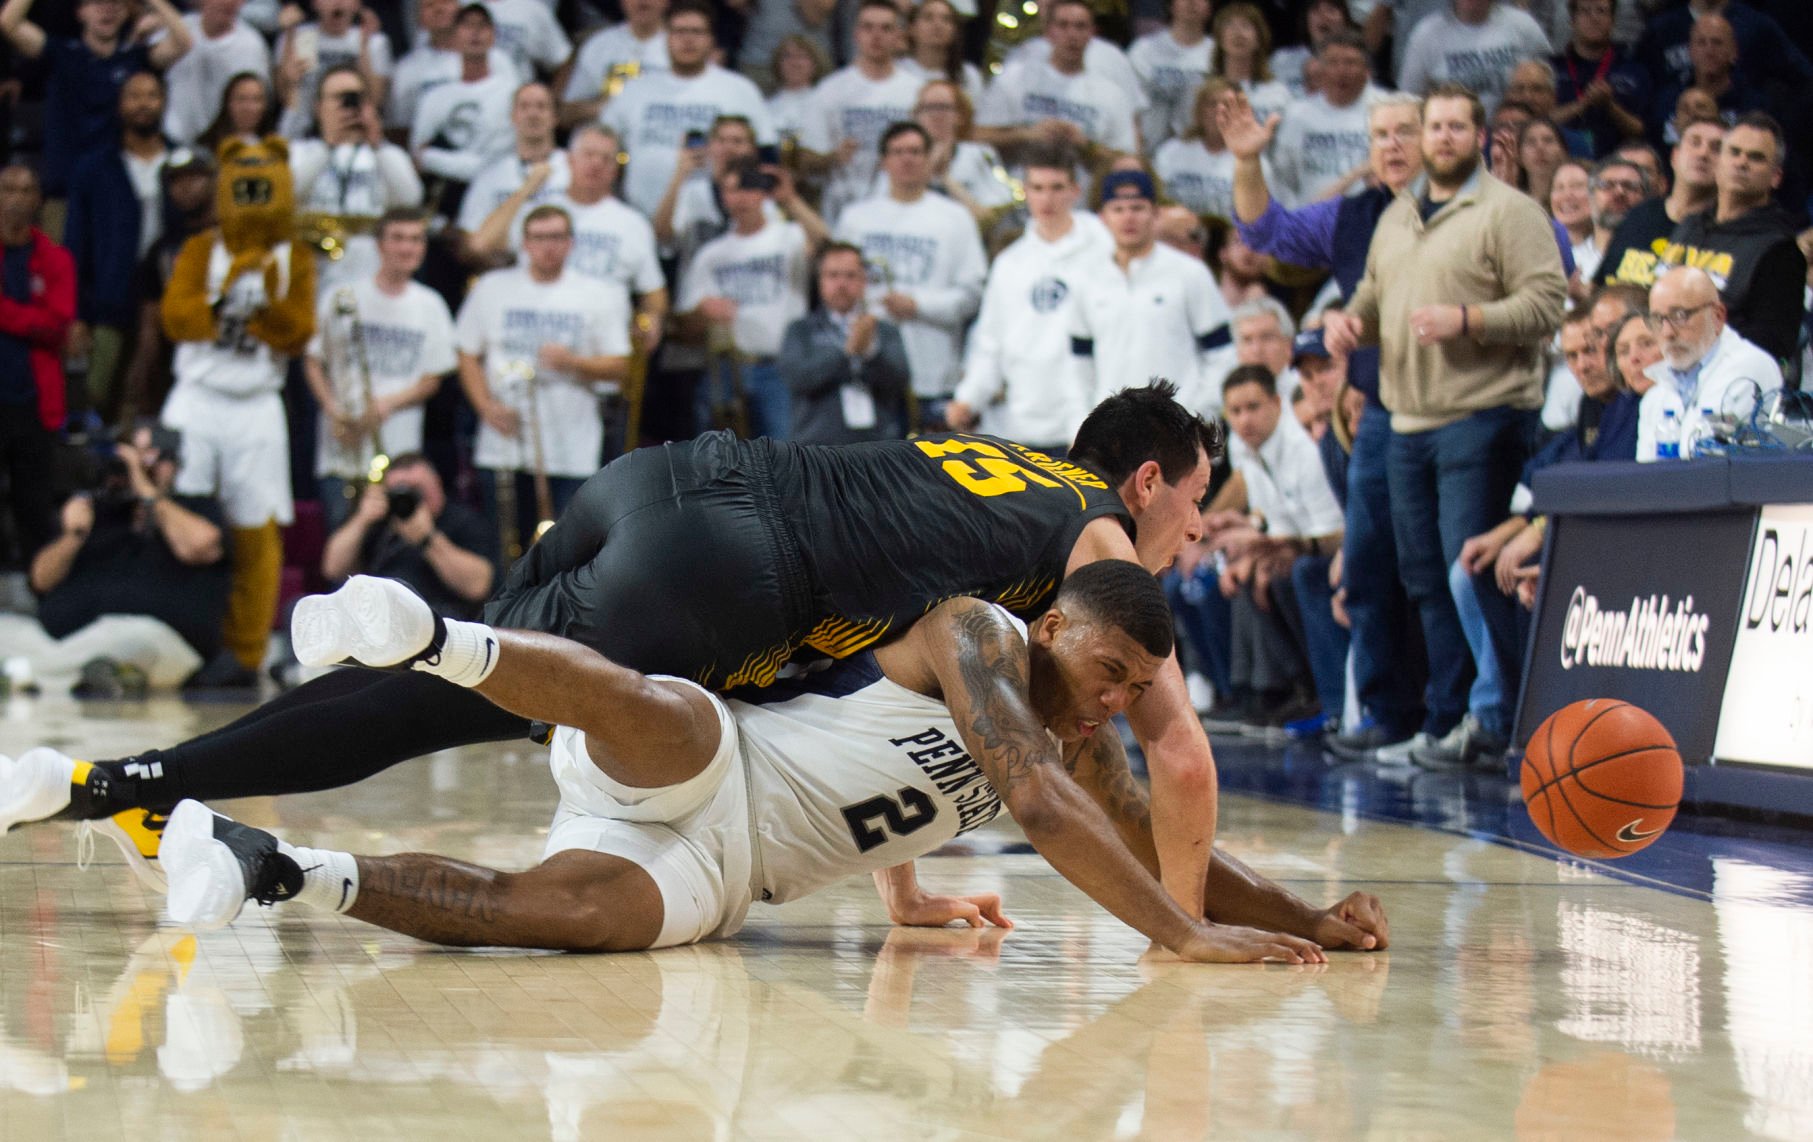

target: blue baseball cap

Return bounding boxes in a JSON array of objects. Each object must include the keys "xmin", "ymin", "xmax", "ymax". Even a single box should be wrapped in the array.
[
  {"xmin": 1292, "ymin": 329, "xmax": 1331, "ymax": 362},
  {"xmin": 1099, "ymin": 170, "xmax": 1157, "ymax": 203}
]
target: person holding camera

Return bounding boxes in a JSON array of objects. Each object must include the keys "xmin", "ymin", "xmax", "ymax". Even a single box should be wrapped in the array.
[
  {"xmin": 320, "ymin": 452, "xmax": 496, "ymax": 619},
  {"xmin": 290, "ymin": 62, "xmax": 423, "ymax": 295},
  {"xmin": 14, "ymin": 423, "xmax": 228, "ymax": 693}
]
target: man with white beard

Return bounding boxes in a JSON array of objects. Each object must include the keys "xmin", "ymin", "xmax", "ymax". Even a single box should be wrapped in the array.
[
  {"xmin": 949, "ymin": 147, "xmax": 1107, "ymax": 454},
  {"xmin": 835, "ymin": 122, "xmax": 987, "ymax": 429},
  {"xmin": 1635, "ymin": 265, "xmax": 1781, "ymax": 461}
]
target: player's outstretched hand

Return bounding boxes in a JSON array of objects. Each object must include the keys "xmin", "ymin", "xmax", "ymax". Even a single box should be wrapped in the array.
[
  {"xmin": 892, "ymin": 890, "xmax": 1013, "ymax": 930},
  {"xmin": 1175, "ymin": 922, "xmax": 1326, "ymax": 964},
  {"xmin": 1311, "ymin": 891, "xmax": 1390, "ymax": 951}
]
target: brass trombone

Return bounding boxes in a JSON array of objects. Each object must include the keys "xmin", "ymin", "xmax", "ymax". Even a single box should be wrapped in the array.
[
  {"xmin": 329, "ymin": 287, "xmax": 389, "ymax": 496},
  {"xmin": 495, "ymin": 359, "xmax": 558, "ymax": 561},
  {"xmin": 704, "ymin": 321, "xmax": 750, "ymax": 438}
]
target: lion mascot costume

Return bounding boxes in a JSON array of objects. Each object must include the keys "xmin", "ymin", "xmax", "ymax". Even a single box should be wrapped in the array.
[{"xmin": 161, "ymin": 137, "xmax": 316, "ymax": 679}]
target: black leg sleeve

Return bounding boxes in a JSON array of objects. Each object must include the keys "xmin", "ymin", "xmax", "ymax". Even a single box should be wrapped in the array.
[{"xmin": 108, "ymin": 672, "xmax": 530, "ymax": 809}]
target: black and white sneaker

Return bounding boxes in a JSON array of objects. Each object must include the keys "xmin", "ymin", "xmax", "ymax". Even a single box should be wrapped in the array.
[
  {"xmin": 163, "ymin": 800, "xmax": 303, "ymax": 930},
  {"xmin": 291, "ymin": 576, "xmax": 443, "ymax": 669}
]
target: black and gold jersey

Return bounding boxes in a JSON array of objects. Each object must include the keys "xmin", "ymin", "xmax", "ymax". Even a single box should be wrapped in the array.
[{"xmin": 764, "ymin": 433, "xmax": 1134, "ymax": 659}]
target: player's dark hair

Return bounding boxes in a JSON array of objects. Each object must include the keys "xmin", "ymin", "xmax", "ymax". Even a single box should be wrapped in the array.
[
  {"xmin": 1069, "ymin": 379, "xmax": 1224, "ymax": 490},
  {"xmin": 1056, "ymin": 560, "xmax": 1175, "ymax": 659}
]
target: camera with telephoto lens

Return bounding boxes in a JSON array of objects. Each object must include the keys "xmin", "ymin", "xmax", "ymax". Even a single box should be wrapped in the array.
[{"xmin": 386, "ymin": 487, "xmax": 422, "ymax": 520}]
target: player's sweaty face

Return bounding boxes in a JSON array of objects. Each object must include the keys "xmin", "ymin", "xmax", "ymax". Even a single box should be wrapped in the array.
[{"xmin": 1040, "ymin": 621, "xmax": 1161, "ymax": 742}]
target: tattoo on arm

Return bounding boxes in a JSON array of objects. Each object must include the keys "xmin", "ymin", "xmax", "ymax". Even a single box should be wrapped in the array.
[
  {"xmin": 947, "ymin": 603, "xmax": 1055, "ymax": 796},
  {"xmin": 1087, "ymin": 732, "xmax": 1153, "ymax": 837}
]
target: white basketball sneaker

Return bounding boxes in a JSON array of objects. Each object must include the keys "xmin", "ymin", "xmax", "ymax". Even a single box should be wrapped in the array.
[
  {"xmin": 163, "ymin": 801, "xmax": 302, "ymax": 931},
  {"xmin": 0, "ymin": 747, "xmax": 79, "ymax": 834},
  {"xmin": 291, "ymin": 575, "xmax": 440, "ymax": 669}
]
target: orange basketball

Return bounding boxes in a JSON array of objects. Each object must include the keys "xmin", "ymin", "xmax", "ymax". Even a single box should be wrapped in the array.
[{"xmin": 1521, "ymin": 699, "xmax": 1683, "ymax": 859}]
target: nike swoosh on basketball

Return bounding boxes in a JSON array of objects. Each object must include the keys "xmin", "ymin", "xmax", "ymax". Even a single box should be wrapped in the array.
[{"xmin": 1616, "ymin": 820, "xmax": 1663, "ymax": 843}]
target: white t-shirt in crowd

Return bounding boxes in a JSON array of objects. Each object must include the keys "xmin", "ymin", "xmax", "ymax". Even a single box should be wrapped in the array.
[
  {"xmin": 834, "ymin": 191, "xmax": 989, "ymax": 397},
  {"xmin": 1236, "ymin": 78, "xmax": 1294, "ymax": 133},
  {"xmin": 1397, "ymin": 6, "xmax": 1551, "ymax": 113},
  {"xmin": 1269, "ymin": 86, "xmax": 1384, "ymax": 205},
  {"xmin": 1067, "ymin": 240, "xmax": 1231, "ymax": 416},
  {"xmin": 895, "ymin": 56, "xmax": 985, "ymax": 105},
  {"xmin": 979, "ymin": 59, "xmax": 1139, "ymax": 155},
  {"xmin": 456, "ymin": 150, "xmax": 571, "ymax": 233},
  {"xmin": 1154, "ymin": 138, "xmax": 1267, "ymax": 222},
  {"xmin": 1270, "ymin": 45, "xmax": 1312, "ymax": 99},
  {"xmin": 1005, "ymin": 35, "xmax": 1148, "ymax": 114},
  {"xmin": 456, "ymin": 266, "xmax": 631, "ymax": 476},
  {"xmin": 677, "ymin": 219, "xmax": 813, "ymax": 359},
  {"xmin": 1127, "ymin": 30, "xmax": 1213, "ymax": 150},
  {"xmin": 290, "ymin": 139, "xmax": 425, "ymax": 290},
  {"xmin": 956, "ymin": 216, "xmax": 1111, "ymax": 447},
  {"xmin": 482, "ymin": 0, "xmax": 573, "ymax": 76},
  {"xmin": 563, "ymin": 23, "xmax": 668, "ymax": 102},
  {"xmin": 602, "ymin": 66, "xmax": 778, "ymax": 216},
  {"xmin": 767, "ymin": 87, "xmax": 815, "ymax": 145},
  {"xmin": 1228, "ymin": 411, "xmax": 1344, "ymax": 539},
  {"xmin": 511, "ymin": 192, "xmax": 664, "ymax": 296},
  {"xmin": 276, "ymin": 21, "xmax": 395, "ymax": 138},
  {"xmin": 800, "ymin": 64, "xmax": 925, "ymax": 222},
  {"xmin": 307, "ymin": 277, "xmax": 457, "ymax": 477},
  {"xmin": 388, "ymin": 46, "xmax": 519, "ymax": 130},
  {"xmin": 411, "ymin": 70, "xmax": 519, "ymax": 185},
  {"xmin": 162, "ymin": 14, "xmax": 270, "ymax": 145}
]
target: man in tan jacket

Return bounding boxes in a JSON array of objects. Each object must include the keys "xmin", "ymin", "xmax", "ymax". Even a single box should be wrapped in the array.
[{"xmin": 1324, "ymin": 82, "xmax": 1566, "ymax": 770}]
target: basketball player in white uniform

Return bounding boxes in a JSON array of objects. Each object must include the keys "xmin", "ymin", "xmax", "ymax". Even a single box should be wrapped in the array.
[{"xmin": 155, "ymin": 563, "xmax": 1388, "ymax": 962}]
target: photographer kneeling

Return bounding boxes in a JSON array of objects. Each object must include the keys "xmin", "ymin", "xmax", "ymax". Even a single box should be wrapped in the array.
[
  {"xmin": 321, "ymin": 454, "xmax": 497, "ymax": 618},
  {"xmin": 15, "ymin": 424, "xmax": 229, "ymax": 694}
]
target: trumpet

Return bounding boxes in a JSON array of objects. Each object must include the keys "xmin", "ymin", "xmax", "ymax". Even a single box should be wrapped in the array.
[
  {"xmin": 329, "ymin": 287, "xmax": 389, "ymax": 495},
  {"xmin": 495, "ymin": 359, "xmax": 557, "ymax": 563},
  {"xmin": 298, "ymin": 212, "xmax": 377, "ymax": 262}
]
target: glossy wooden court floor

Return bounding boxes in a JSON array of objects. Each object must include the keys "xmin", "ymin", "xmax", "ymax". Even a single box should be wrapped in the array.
[{"xmin": 2, "ymin": 694, "xmax": 1809, "ymax": 1140}]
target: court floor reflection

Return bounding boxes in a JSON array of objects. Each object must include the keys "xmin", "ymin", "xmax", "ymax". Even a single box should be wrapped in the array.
[{"xmin": 1, "ymin": 696, "xmax": 1809, "ymax": 1139}]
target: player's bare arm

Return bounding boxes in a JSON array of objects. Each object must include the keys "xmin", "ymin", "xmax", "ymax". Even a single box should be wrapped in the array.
[
  {"xmin": 1066, "ymin": 730, "xmax": 1388, "ymax": 951},
  {"xmin": 1066, "ymin": 515, "xmax": 1220, "ymax": 920},
  {"xmin": 900, "ymin": 597, "xmax": 1321, "ymax": 964}
]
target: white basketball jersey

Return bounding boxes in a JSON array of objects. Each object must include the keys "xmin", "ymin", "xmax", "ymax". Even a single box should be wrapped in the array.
[{"xmin": 728, "ymin": 622, "xmax": 1019, "ymax": 905}]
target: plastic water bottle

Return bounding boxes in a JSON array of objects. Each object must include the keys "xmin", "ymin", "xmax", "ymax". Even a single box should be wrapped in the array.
[
  {"xmin": 1656, "ymin": 409, "xmax": 1681, "ymax": 460},
  {"xmin": 1689, "ymin": 405, "xmax": 1720, "ymax": 458}
]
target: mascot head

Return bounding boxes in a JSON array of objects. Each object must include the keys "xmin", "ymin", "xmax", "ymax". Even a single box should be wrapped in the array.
[{"xmin": 215, "ymin": 136, "xmax": 295, "ymax": 253}]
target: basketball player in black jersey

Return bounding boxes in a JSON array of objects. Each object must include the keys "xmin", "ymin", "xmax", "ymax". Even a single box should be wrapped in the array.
[{"xmin": 2, "ymin": 383, "xmax": 1228, "ymax": 923}]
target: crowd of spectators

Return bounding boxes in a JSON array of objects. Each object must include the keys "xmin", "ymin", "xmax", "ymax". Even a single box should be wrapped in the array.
[{"xmin": 0, "ymin": 0, "xmax": 1806, "ymax": 749}]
